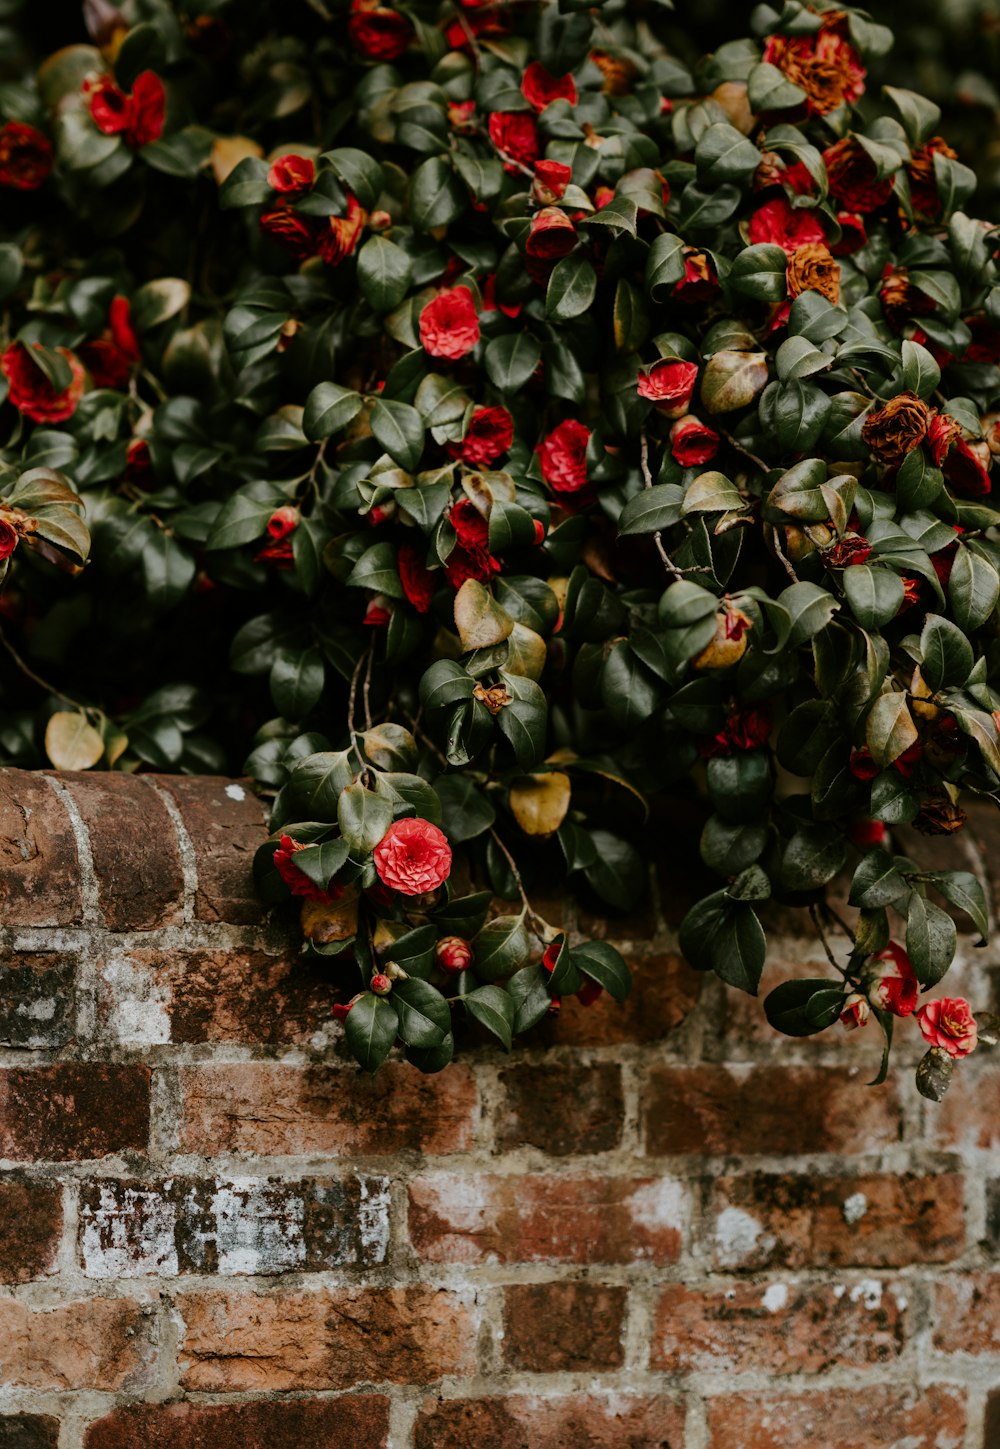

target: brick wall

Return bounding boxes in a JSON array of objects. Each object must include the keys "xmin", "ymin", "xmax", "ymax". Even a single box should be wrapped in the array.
[{"xmin": 0, "ymin": 767, "xmax": 997, "ymax": 1448}]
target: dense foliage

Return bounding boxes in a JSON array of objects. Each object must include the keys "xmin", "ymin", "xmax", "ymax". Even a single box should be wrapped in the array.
[{"xmin": 1, "ymin": 0, "xmax": 999, "ymax": 1093}]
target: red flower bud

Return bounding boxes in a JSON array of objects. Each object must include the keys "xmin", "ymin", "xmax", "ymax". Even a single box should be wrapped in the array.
[
  {"xmin": 370, "ymin": 973, "xmax": 392, "ymax": 995},
  {"xmin": 435, "ymin": 936, "xmax": 473, "ymax": 973},
  {"xmin": 268, "ymin": 153, "xmax": 315, "ymax": 195}
]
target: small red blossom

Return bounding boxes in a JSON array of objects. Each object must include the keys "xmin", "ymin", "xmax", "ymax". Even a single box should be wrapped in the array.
[
  {"xmin": 273, "ymin": 834, "xmax": 335, "ymax": 902},
  {"xmin": 435, "ymin": 936, "xmax": 473, "ymax": 972},
  {"xmin": 916, "ymin": 997, "xmax": 978, "ymax": 1057},
  {"xmin": 0, "ymin": 518, "xmax": 19, "ymax": 562},
  {"xmin": 840, "ymin": 992, "xmax": 870, "ymax": 1030},
  {"xmin": 0, "ymin": 121, "xmax": 53, "ymax": 190},
  {"xmin": 370, "ymin": 972, "xmax": 393, "ymax": 995},
  {"xmin": 373, "ymin": 817, "xmax": 452, "ymax": 895},
  {"xmin": 348, "ymin": 0, "xmax": 413, "ymax": 60},
  {"xmin": 526, "ymin": 206, "xmax": 576, "ymax": 260},
  {"xmin": 268, "ymin": 153, "xmax": 315, "ymax": 195},
  {"xmin": 488, "ymin": 111, "xmax": 539, "ymax": 172},
  {"xmin": 364, "ymin": 596, "xmax": 392, "ymax": 627},
  {"xmin": 823, "ymin": 137, "xmax": 894, "ymax": 212},
  {"xmin": 824, "ymin": 534, "xmax": 873, "ymax": 568},
  {"xmin": 267, "ymin": 507, "xmax": 299, "ymax": 541},
  {"xmin": 1, "ymin": 343, "xmax": 84, "ymax": 424},
  {"xmin": 444, "ymin": 498, "xmax": 499, "ymax": 588},
  {"xmin": 897, "ymin": 576, "xmax": 922, "ymax": 613},
  {"xmin": 124, "ymin": 438, "xmax": 154, "ymax": 488},
  {"xmin": 398, "ymin": 544, "xmax": 436, "ymax": 613},
  {"xmin": 541, "ymin": 941, "xmax": 561, "ymax": 973},
  {"xmin": 670, "ymin": 415, "xmax": 720, "ymax": 467},
  {"xmin": 537, "ymin": 419, "xmax": 590, "ymax": 494},
  {"xmin": 522, "ymin": 62, "xmax": 577, "ymax": 111},
  {"xmin": 701, "ymin": 707, "xmax": 773, "ymax": 757},
  {"xmin": 675, "ymin": 251, "xmax": 718, "ymax": 302},
  {"xmin": 80, "ymin": 295, "xmax": 141, "ymax": 390},
  {"xmin": 831, "ymin": 211, "xmax": 868, "ymax": 255},
  {"xmin": 747, "ymin": 196, "xmax": 825, "ymax": 255},
  {"xmin": 577, "ymin": 978, "xmax": 602, "ymax": 1007},
  {"xmin": 419, "ymin": 286, "xmax": 480, "ymax": 361},
  {"xmin": 259, "ymin": 207, "xmax": 316, "ymax": 260},
  {"xmin": 868, "ymin": 941, "xmax": 919, "ymax": 1017},
  {"xmin": 87, "ymin": 69, "xmax": 165, "ymax": 148},
  {"xmin": 637, "ymin": 358, "xmax": 698, "ymax": 419},
  {"xmin": 316, "ymin": 194, "xmax": 367, "ymax": 267},
  {"xmin": 447, "ymin": 405, "xmax": 514, "ymax": 467},
  {"xmin": 847, "ymin": 818, "xmax": 886, "ymax": 850},
  {"xmin": 533, "ymin": 159, "xmax": 572, "ymax": 202}
]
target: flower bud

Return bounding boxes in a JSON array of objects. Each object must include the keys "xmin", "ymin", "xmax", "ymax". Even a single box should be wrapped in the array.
[
  {"xmin": 369, "ymin": 209, "xmax": 393, "ymax": 231},
  {"xmin": 839, "ymin": 992, "xmax": 870, "ymax": 1031},
  {"xmin": 370, "ymin": 973, "xmax": 392, "ymax": 996},
  {"xmin": 435, "ymin": 936, "xmax": 473, "ymax": 973},
  {"xmin": 532, "ymin": 518, "xmax": 546, "ymax": 545}
]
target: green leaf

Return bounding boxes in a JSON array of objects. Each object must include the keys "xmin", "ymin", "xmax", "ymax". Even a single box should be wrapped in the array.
[
  {"xmin": 583, "ymin": 829, "xmax": 645, "ymax": 909},
  {"xmin": 900, "ymin": 338, "xmax": 940, "ymax": 399},
  {"xmin": 495, "ymin": 671, "xmax": 546, "ymax": 769},
  {"xmin": 866, "ymin": 691, "xmax": 918, "ymax": 768},
  {"xmin": 508, "ymin": 964, "xmax": 552, "ymax": 1032},
  {"xmin": 579, "ymin": 194, "xmax": 638, "ymax": 237},
  {"xmin": 906, "ymin": 892, "xmax": 957, "ymax": 988},
  {"xmin": 843, "ymin": 566, "xmax": 905, "ymax": 628},
  {"xmin": 293, "ymin": 838, "xmax": 349, "ymax": 889},
  {"xmin": 916, "ymin": 1046, "xmax": 955, "ymax": 1102},
  {"xmin": 618, "ymin": 484, "xmax": 684, "ymax": 535},
  {"xmin": 920, "ymin": 613, "xmax": 973, "ymax": 692},
  {"xmin": 337, "ymin": 781, "xmax": 393, "ymax": 856},
  {"xmin": 917, "ymin": 870, "xmax": 988, "ymax": 943},
  {"xmin": 779, "ymin": 581, "xmax": 840, "ymax": 647},
  {"xmin": 883, "ymin": 85, "xmax": 942, "ymax": 146},
  {"xmin": 601, "ymin": 641, "xmax": 660, "ymax": 729},
  {"xmin": 849, "ymin": 849, "xmax": 909, "ymax": 909},
  {"xmin": 571, "ymin": 940, "xmax": 631, "ymax": 1002},
  {"xmin": 645, "ymin": 232, "xmax": 685, "ymax": 300},
  {"xmin": 747, "ymin": 61, "xmax": 807, "ymax": 111},
  {"xmin": 345, "ymin": 993, "xmax": 397, "ymax": 1072},
  {"xmin": 472, "ymin": 913, "xmax": 531, "ymax": 983},
  {"xmin": 357, "ymin": 236, "xmax": 413, "ymax": 313},
  {"xmin": 270, "ymin": 647, "xmax": 325, "ymax": 719},
  {"xmin": 435, "ymin": 773, "xmax": 495, "ymax": 841},
  {"xmin": 695, "ymin": 122, "xmax": 763, "ymax": 184},
  {"xmin": 949, "ymin": 546, "xmax": 1000, "ymax": 631},
  {"xmin": 391, "ymin": 977, "xmax": 450, "ymax": 1048},
  {"xmin": 410, "ymin": 155, "xmax": 466, "ymax": 230},
  {"xmin": 371, "ymin": 398, "xmax": 424, "ymax": 471},
  {"xmin": 303, "ymin": 382, "xmax": 364, "ymax": 441},
  {"xmin": 546, "ymin": 253, "xmax": 598, "ymax": 321},
  {"xmin": 700, "ymin": 350, "xmax": 769, "ymax": 414},
  {"xmin": 728, "ymin": 244, "xmax": 788, "ymax": 303},
  {"xmin": 485, "ymin": 334, "xmax": 542, "ymax": 393},
  {"xmin": 323, "ymin": 146, "xmax": 385, "ymax": 209},
  {"xmin": 346, "ymin": 541, "xmax": 403, "ymax": 597},
  {"xmin": 463, "ymin": 984, "xmax": 514, "ymax": 1049},
  {"xmin": 764, "ymin": 978, "xmax": 844, "ymax": 1036}
]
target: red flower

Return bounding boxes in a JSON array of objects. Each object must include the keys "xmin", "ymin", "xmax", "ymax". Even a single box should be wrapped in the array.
[
  {"xmin": 824, "ymin": 534, "xmax": 872, "ymax": 568},
  {"xmin": 488, "ymin": 111, "xmax": 539, "ymax": 172},
  {"xmin": 419, "ymin": 286, "xmax": 480, "ymax": 361},
  {"xmin": 762, "ymin": 22, "xmax": 865, "ymax": 115},
  {"xmin": 364, "ymin": 596, "xmax": 392, "ymax": 627},
  {"xmin": 0, "ymin": 517, "xmax": 18, "ymax": 562},
  {"xmin": 435, "ymin": 936, "xmax": 473, "ymax": 972},
  {"xmin": 897, "ymin": 576, "xmax": 922, "ymax": 613},
  {"xmin": 87, "ymin": 70, "xmax": 165, "ymax": 148},
  {"xmin": 780, "ymin": 159, "xmax": 817, "ymax": 196},
  {"xmin": 637, "ymin": 358, "xmax": 698, "ymax": 418},
  {"xmin": 533, "ymin": 160, "xmax": 572, "ymax": 202},
  {"xmin": 125, "ymin": 438, "xmax": 154, "ymax": 488},
  {"xmin": 480, "ymin": 272, "xmax": 522, "ymax": 319},
  {"xmin": 447, "ymin": 405, "xmax": 514, "ymax": 467},
  {"xmin": 268, "ymin": 153, "xmax": 315, "ymax": 195},
  {"xmin": 347, "ymin": 0, "xmax": 413, "ymax": 60},
  {"xmin": 822, "ymin": 137, "xmax": 894, "ymax": 212},
  {"xmin": 444, "ymin": 498, "xmax": 499, "ymax": 588},
  {"xmin": 747, "ymin": 196, "xmax": 825, "ymax": 255},
  {"xmin": 255, "ymin": 511, "xmax": 297, "ymax": 567},
  {"xmin": 80, "ymin": 295, "xmax": 141, "ymax": 390},
  {"xmin": 916, "ymin": 997, "xmax": 978, "ymax": 1058},
  {"xmin": 317, "ymin": 194, "xmax": 367, "ymax": 267},
  {"xmin": 840, "ymin": 992, "xmax": 870, "ymax": 1030},
  {"xmin": 669, "ymin": 414, "xmax": 719, "ymax": 467},
  {"xmin": 848, "ymin": 746, "xmax": 879, "ymax": 780},
  {"xmin": 541, "ymin": 941, "xmax": 561, "ymax": 972},
  {"xmin": 398, "ymin": 544, "xmax": 436, "ymax": 613},
  {"xmin": 537, "ymin": 419, "xmax": 590, "ymax": 493},
  {"xmin": 831, "ymin": 211, "xmax": 868, "ymax": 255},
  {"xmin": 847, "ymin": 818, "xmax": 885, "ymax": 850},
  {"xmin": 526, "ymin": 206, "xmax": 576, "ymax": 260},
  {"xmin": 868, "ymin": 941, "xmax": 919, "ymax": 1017},
  {"xmin": 701, "ymin": 707, "xmax": 773, "ymax": 757},
  {"xmin": 373, "ymin": 817, "xmax": 452, "ymax": 894},
  {"xmin": 522, "ymin": 62, "xmax": 577, "ymax": 111},
  {"xmin": 273, "ymin": 834, "xmax": 335, "ymax": 902},
  {"xmin": 908, "ymin": 136, "xmax": 958, "ymax": 219},
  {"xmin": 259, "ymin": 207, "xmax": 316, "ymax": 260},
  {"xmin": 1, "ymin": 343, "xmax": 84, "ymax": 424},
  {"xmin": 0, "ymin": 121, "xmax": 53, "ymax": 190},
  {"xmin": 267, "ymin": 507, "xmax": 299, "ymax": 541},
  {"xmin": 674, "ymin": 251, "xmax": 718, "ymax": 302}
]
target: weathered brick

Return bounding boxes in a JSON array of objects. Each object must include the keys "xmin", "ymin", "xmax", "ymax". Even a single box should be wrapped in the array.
[
  {"xmin": 644, "ymin": 1065, "xmax": 901, "ymax": 1156},
  {"xmin": 95, "ymin": 947, "xmax": 331, "ymax": 1047},
  {"xmin": 0, "ymin": 1416, "xmax": 59, "ymax": 1449},
  {"xmin": 0, "ymin": 1064, "xmax": 150, "ymax": 1161},
  {"xmin": 705, "ymin": 1385, "xmax": 965, "ymax": 1448},
  {"xmin": 652, "ymin": 1279, "xmax": 908, "ymax": 1374},
  {"xmin": 934, "ymin": 1058, "xmax": 1000, "ymax": 1151},
  {"xmin": 0, "ymin": 1178, "xmax": 62, "ymax": 1282},
  {"xmin": 83, "ymin": 1398, "xmax": 390, "ymax": 1449},
  {"xmin": 537, "ymin": 951, "xmax": 702, "ymax": 1047},
  {"xmin": 153, "ymin": 775, "xmax": 267, "ymax": 924},
  {"xmin": 0, "ymin": 771, "xmax": 81, "ymax": 926},
  {"xmin": 177, "ymin": 1286, "xmax": 477, "ymax": 1391},
  {"xmin": 709, "ymin": 1172, "xmax": 965, "ymax": 1271},
  {"xmin": 79, "ymin": 1175, "xmax": 389, "ymax": 1277},
  {"xmin": 0, "ymin": 953, "xmax": 74, "ymax": 1048},
  {"xmin": 61, "ymin": 773, "xmax": 183, "ymax": 931},
  {"xmin": 0, "ymin": 1298, "xmax": 156, "ymax": 1390},
  {"xmin": 496, "ymin": 1063, "xmax": 623, "ymax": 1156},
  {"xmin": 414, "ymin": 1394, "xmax": 686, "ymax": 1449},
  {"xmin": 503, "ymin": 1283, "xmax": 626, "ymax": 1371},
  {"xmin": 408, "ymin": 1174, "xmax": 686, "ymax": 1264},
  {"xmin": 179, "ymin": 1062, "xmax": 478, "ymax": 1156},
  {"xmin": 933, "ymin": 1273, "xmax": 1000, "ymax": 1353}
]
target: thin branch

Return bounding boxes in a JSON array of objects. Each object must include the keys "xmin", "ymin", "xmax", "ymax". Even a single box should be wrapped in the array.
[
  {"xmin": 768, "ymin": 522, "xmax": 800, "ymax": 584},
  {"xmin": 347, "ymin": 647, "xmax": 370, "ymax": 770},
  {"xmin": 640, "ymin": 431, "xmax": 685, "ymax": 581},
  {"xmin": 453, "ymin": 6, "xmax": 483, "ymax": 62},
  {"xmin": 0, "ymin": 625, "xmax": 90, "ymax": 712},
  {"xmin": 717, "ymin": 427, "xmax": 769, "ymax": 474},
  {"xmin": 489, "ymin": 827, "xmax": 548, "ymax": 935},
  {"xmin": 810, "ymin": 904, "xmax": 848, "ymax": 978},
  {"xmin": 362, "ymin": 642, "xmax": 374, "ymax": 731},
  {"xmin": 403, "ymin": 707, "xmax": 450, "ymax": 769}
]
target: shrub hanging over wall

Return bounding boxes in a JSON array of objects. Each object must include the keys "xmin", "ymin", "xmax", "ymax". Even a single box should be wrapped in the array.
[{"xmin": 0, "ymin": 0, "xmax": 998, "ymax": 1095}]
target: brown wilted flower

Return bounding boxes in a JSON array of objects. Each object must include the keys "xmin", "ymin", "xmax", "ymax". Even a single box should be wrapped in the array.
[
  {"xmin": 590, "ymin": 49, "xmax": 636, "ymax": 96},
  {"xmin": 861, "ymin": 391, "xmax": 931, "ymax": 464},
  {"xmin": 786, "ymin": 242, "xmax": 841, "ymax": 304},
  {"xmin": 912, "ymin": 800, "xmax": 968, "ymax": 835},
  {"xmin": 473, "ymin": 682, "xmax": 510, "ymax": 714}
]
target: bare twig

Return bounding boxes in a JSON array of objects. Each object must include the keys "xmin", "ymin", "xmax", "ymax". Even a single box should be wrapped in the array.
[
  {"xmin": 718, "ymin": 427, "xmax": 769, "ymax": 474},
  {"xmin": 489, "ymin": 827, "xmax": 549, "ymax": 935},
  {"xmin": 347, "ymin": 647, "xmax": 371, "ymax": 769},
  {"xmin": 768, "ymin": 522, "xmax": 800, "ymax": 584},
  {"xmin": 0, "ymin": 625, "xmax": 90, "ymax": 712},
  {"xmin": 362, "ymin": 643, "xmax": 374, "ymax": 731},
  {"xmin": 640, "ymin": 431, "xmax": 685, "ymax": 581},
  {"xmin": 810, "ymin": 904, "xmax": 848, "ymax": 978}
]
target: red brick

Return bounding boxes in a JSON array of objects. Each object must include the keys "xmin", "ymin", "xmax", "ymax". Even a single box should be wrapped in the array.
[
  {"xmin": 0, "ymin": 771, "xmax": 81, "ymax": 926},
  {"xmin": 83, "ymin": 1398, "xmax": 390, "ymax": 1449},
  {"xmin": 705, "ymin": 1385, "xmax": 966, "ymax": 1449},
  {"xmin": 0, "ymin": 1417, "xmax": 59, "ymax": 1449},
  {"xmin": 537, "ymin": 951, "xmax": 702, "ymax": 1047},
  {"xmin": 0, "ymin": 1065, "xmax": 150, "ymax": 1160},
  {"xmin": 933, "ymin": 1273, "xmax": 1000, "ymax": 1353},
  {"xmin": 177, "ymin": 1286, "xmax": 476, "ymax": 1390},
  {"xmin": 96, "ymin": 947, "xmax": 331, "ymax": 1046},
  {"xmin": 652, "ymin": 1279, "xmax": 907, "ymax": 1374},
  {"xmin": 0, "ymin": 1178, "xmax": 62, "ymax": 1282},
  {"xmin": 503, "ymin": 1282, "xmax": 626, "ymax": 1371},
  {"xmin": 153, "ymin": 776, "xmax": 267, "ymax": 924},
  {"xmin": 414, "ymin": 1394, "xmax": 685, "ymax": 1449},
  {"xmin": 644, "ymin": 1065, "xmax": 901, "ymax": 1156},
  {"xmin": 408, "ymin": 1174, "xmax": 685, "ymax": 1264},
  {"xmin": 0, "ymin": 1298, "xmax": 156, "ymax": 1390},
  {"xmin": 934, "ymin": 1059, "xmax": 1000, "ymax": 1151},
  {"xmin": 496, "ymin": 1063, "xmax": 623, "ymax": 1156},
  {"xmin": 0, "ymin": 953, "xmax": 74, "ymax": 1048},
  {"xmin": 179, "ymin": 1062, "xmax": 478, "ymax": 1156},
  {"xmin": 78, "ymin": 1175, "xmax": 389, "ymax": 1277},
  {"xmin": 61, "ymin": 773, "xmax": 183, "ymax": 930},
  {"xmin": 709, "ymin": 1172, "xmax": 965, "ymax": 1271}
]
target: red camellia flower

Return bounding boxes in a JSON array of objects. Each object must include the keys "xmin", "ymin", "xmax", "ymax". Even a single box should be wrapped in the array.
[
  {"xmin": 868, "ymin": 942, "xmax": 919, "ymax": 1017},
  {"xmin": 525, "ymin": 206, "xmax": 576, "ymax": 260},
  {"xmin": 521, "ymin": 61, "xmax": 578, "ymax": 111},
  {"xmin": 637, "ymin": 358, "xmax": 698, "ymax": 418},
  {"xmin": 0, "ymin": 517, "xmax": 18, "ymax": 561},
  {"xmin": 419, "ymin": 286, "xmax": 480, "ymax": 361},
  {"xmin": 373, "ymin": 817, "xmax": 452, "ymax": 895},
  {"xmin": 1, "ymin": 342, "xmax": 84, "ymax": 424},
  {"xmin": 447, "ymin": 405, "xmax": 514, "ymax": 467},
  {"xmin": 831, "ymin": 211, "xmax": 868, "ymax": 255},
  {"xmin": 347, "ymin": 0, "xmax": 413, "ymax": 60},
  {"xmin": 273, "ymin": 834, "xmax": 335, "ymax": 902},
  {"xmin": 701, "ymin": 707, "xmax": 773, "ymax": 757},
  {"xmin": 87, "ymin": 70, "xmax": 166, "ymax": 148},
  {"xmin": 364, "ymin": 596, "xmax": 392, "ymax": 627},
  {"xmin": 840, "ymin": 991, "xmax": 871, "ymax": 1031},
  {"xmin": 435, "ymin": 936, "xmax": 473, "ymax": 972},
  {"xmin": 398, "ymin": 543, "xmax": 436, "ymax": 613},
  {"xmin": 928, "ymin": 412, "xmax": 992, "ymax": 496},
  {"xmin": 259, "ymin": 207, "xmax": 316, "ymax": 260},
  {"xmin": 317, "ymin": 195, "xmax": 367, "ymax": 266},
  {"xmin": 670, "ymin": 414, "xmax": 720, "ymax": 467},
  {"xmin": 916, "ymin": 997, "xmax": 978, "ymax": 1057},
  {"xmin": 537, "ymin": 419, "xmax": 590, "ymax": 493},
  {"xmin": 267, "ymin": 507, "xmax": 299, "ymax": 541},
  {"xmin": 762, "ymin": 20, "xmax": 865, "ymax": 114},
  {"xmin": 488, "ymin": 111, "xmax": 539, "ymax": 172},
  {"xmin": 80, "ymin": 295, "xmax": 141, "ymax": 390},
  {"xmin": 124, "ymin": 437, "xmax": 154, "ymax": 488},
  {"xmin": 747, "ymin": 196, "xmax": 825, "ymax": 255},
  {"xmin": 444, "ymin": 498, "xmax": 500, "ymax": 588},
  {"xmin": 0, "ymin": 121, "xmax": 53, "ymax": 190},
  {"xmin": 847, "ymin": 818, "xmax": 886, "ymax": 850},
  {"xmin": 675, "ymin": 250, "xmax": 718, "ymax": 302},
  {"xmin": 268, "ymin": 153, "xmax": 315, "ymax": 195},
  {"xmin": 822, "ymin": 137, "xmax": 895, "ymax": 212},
  {"xmin": 824, "ymin": 533, "xmax": 872, "ymax": 568},
  {"xmin": 533, "ymin": 159, "xmax": 572, "ymax": 202},
  {"xmin": 255, "ymin": 507, "xmax": 298, "ymax": 567}
]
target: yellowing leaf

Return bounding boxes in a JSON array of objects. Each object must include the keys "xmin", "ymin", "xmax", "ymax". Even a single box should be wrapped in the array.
[
  {"xmin": 44, "ymin": 711, "xmax": 104, "ymax": 771},
  {"xmin": 509, "ymin": 771, "xmax": 571, "ymax": 836},
  {"xmin": 211, "ymin": 135, "xmax": 264, "ymax": 186},
  {"xmin": 504, "ymin": 622, "xmax": 547, "ymax": 681},
  {"xmin": 301, "ymin": 888, "xmax": 359, "ymax": 945},
  {"xmin": 454, "ymin": 578, "xmax": 514, "ymax": 651}
]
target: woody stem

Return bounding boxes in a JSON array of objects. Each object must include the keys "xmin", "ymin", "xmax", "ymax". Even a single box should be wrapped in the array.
[{"xmin": 489, "ymin": 827, "xmax": 548, "ymax": 935}]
